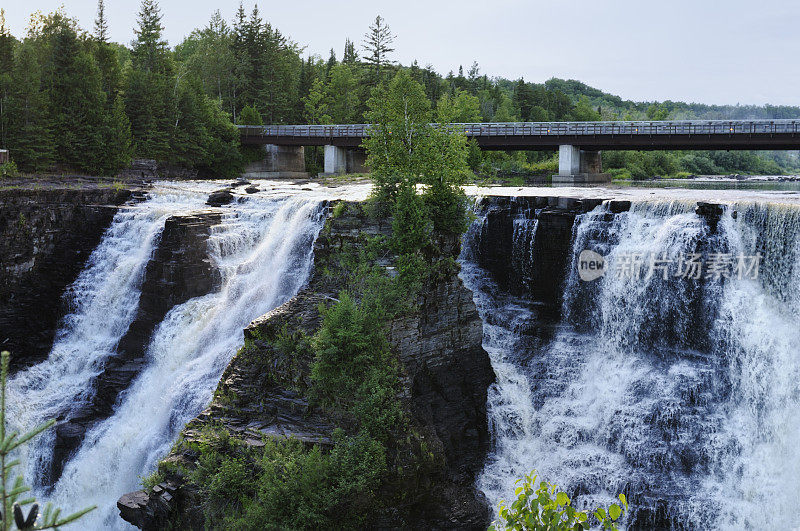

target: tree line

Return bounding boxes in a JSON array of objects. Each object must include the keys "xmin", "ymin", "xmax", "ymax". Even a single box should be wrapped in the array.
[{"xmin": 1, "ymin": 2, "xmax": 798, "ymax": 177}]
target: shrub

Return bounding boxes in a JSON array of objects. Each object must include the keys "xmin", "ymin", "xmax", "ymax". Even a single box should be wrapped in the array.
[
  {"xmin": 0, "ymin": 161, "xmax": 19, "ymax": 178},
  {"xmin": 491, "ymin": 471, "xmax": 628, "ymax": 531}
]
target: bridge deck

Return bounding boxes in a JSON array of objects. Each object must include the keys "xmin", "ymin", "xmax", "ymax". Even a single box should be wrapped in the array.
[{"xmin": 239, "ymin": 120, "xmax": 800, "ymax": 150}]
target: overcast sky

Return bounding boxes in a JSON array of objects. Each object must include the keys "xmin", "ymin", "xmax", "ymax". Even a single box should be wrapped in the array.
[{"xmin": 4, "ymin": 0, "xmax": 800, "ymax": 106}]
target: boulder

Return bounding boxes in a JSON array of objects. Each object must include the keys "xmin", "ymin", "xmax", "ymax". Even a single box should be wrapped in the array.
[{"xmin": 206, "ymin": 189, "xmax": 234, "ymax": 206}]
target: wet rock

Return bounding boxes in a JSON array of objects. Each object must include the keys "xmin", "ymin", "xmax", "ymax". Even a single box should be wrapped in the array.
[
  {"xmin": 206, "ymin": 189, "xmax": 233, "ymax": 206},
  {"xmin": 474, "ymin": 196, "xmax": 582, "ymax": 311},
  {"xmin": 245, "ymin": 186, "xmax": 259, "ymax": 194},
  {"xmin": 608, "ymin": 200, "xmax": 632, "ymax": 213},
  {"xmin": 118, "ymin": 482, "xmax": 178, "ymax": 531},
  {"xmin": 696, "ymin": 202, "xmax": 725, "ymax": 231}
]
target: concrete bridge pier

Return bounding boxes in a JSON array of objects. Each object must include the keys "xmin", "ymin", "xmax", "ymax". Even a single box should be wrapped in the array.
[
  {"xmin": 323, "ymin": 145, "xmax": 367, "ymax": 175},
  {"xmin": 243, "ymin": 145, "xmax": 308, "ymax": 179},
  {"xmin": 552, "ymin": 145, "xmax": 610, "ymax": 183}
]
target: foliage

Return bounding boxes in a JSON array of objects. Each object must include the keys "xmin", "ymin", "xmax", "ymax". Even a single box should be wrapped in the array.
[
  {"xmin": 491, "ymin": 470, "xmax": 628, "ymax": 531},
  {"xmin": 361, "ymin": 16, "xmax": 395, "ymax": 81},
  {"xmin": 0, "ymin": 352, "xmax": 96, "ymax": 529},
  {"xmin": 602, "ymin": 149, "xmax": 787, "ymax": 179},
  {"xmin": 310, "ymin": 292, "xmax": 401, "ymax": 442},
  {"xmin": 0, "ymin": 162, "xmax": 18, "ymax": 178},
  {"xmin": 187, "ymin": 427, "xmax": 386, "ymax": 529},
  {"xmin": 364, "ymin": 70, "xmax": 470, "ymax": 235}
]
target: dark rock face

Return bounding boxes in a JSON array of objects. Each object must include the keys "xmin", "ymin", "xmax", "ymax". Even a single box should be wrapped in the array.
[
  {"xmin": 206, "ymin": 189, "xmax": 234, "ymax": 206},
  {"xmin": 118, "ymin": 202, "xmax": 495, "ymax": 530},
  {"xmin": 474, "ymin": 196, "xmax": 612, "ymax": 312},
  {"xmin": 388, "ymin": 275, "xmax": 495, "ymax": 528},
  {"xmin": 118, "ymin": 481, "xmax": 179, "ymax": 531},
  {"xmin": 51, "ymin": 211, "xmax": 222, "ymax": 484},
  {"xmin": 118, "ymin": 159, "xmax": 199, "ymax": 180},
  {"xmin": 0, "ymin": 188, "xmax": 132, "ymax": 370}
]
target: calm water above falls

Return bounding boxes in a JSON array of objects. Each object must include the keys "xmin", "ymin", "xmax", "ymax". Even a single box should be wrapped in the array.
[{"xmin": 461, "ymin": 198, "xmax": 800, "ymax": 529}]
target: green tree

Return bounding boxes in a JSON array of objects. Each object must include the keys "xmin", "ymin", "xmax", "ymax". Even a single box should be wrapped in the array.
[
  {"xmin": 238, "ymin": 104, "xmax": 262, "ymax": 126},
  {"xmin": 99, "ymin": 95, "xmax": 132, "ymax": 175},
  {"xmin": 302, "ymin": 79, "xmax": 331, "ymax": 125},
  {"xmin": 570, "ymin": 95, "xmax": 601, "ymax": 121},
  {"xmin": 494, "ymin": 93, "xmax": 518, "ymax": 122},
  {"xmin": 130, "ymin": 0, "xmax": 170, "ymax": 74},
  {"xmin": 361, "ymin": 16, "xmax": 394, "ymax": 81},
  {"xmin": 364, "ymin": 70, "xmax": 470, "ymax": 234},
  {"xmin": 363, "ymin": 70, "xmax": 432, "ymax": 204},
  {"xmin": 6, "ymin": 43, "xmax": 53, "ymax": 172},
  {"xmin": 436, "ymin": 88, "xmax": 481, "ymax": 123},
  {"xmin": 0, "ymin": 10, "xmax": 15, "ymax": 150},
  {"xmin": 94, "ymin": 0, "xmax": 108, "ymax": 42},
  {"xmin": 325, "ymin": 64, "xmax": 359, "ymax": 123},
  {"xmin": 44, "ymin": 25, "xmax": 107, "ymax": 173},
  {"xmin": 646, "ymin": 103, "xmax": 669, "ymax": 121},
  {"xmin": 126, "ymin": 0, "xmax": 173, "ymax": 159},
  {"xmin": 342, "ymin": 38, "xmax": 357, "ymax": 65}
]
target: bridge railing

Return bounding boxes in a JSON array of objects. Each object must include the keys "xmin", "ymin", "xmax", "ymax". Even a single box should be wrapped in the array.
[{"xmin": 238, "ymin": 120, "xmax": 800, "ymax": 138}]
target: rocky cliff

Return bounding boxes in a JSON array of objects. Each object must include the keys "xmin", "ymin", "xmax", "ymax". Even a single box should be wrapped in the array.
[
  {"xmin": 473, "ymin": 196, "xmax": 632, "ymax": 313},
  {"xmin": 118, "ymin": 202, "xmax": 495, "ymax": 529},
  {"xmin": 0, "ymin": 187, "xmax": 135, "ymax": 370}
]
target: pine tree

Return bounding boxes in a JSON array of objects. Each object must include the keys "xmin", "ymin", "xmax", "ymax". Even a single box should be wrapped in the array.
[
  {"xmin": 0, "ymin": 351, "xmax": 96, "ymax": 530},
  {"xmin": 0, "ymin": 10, "xmax": 12, "ymax": 73},
  {"xmin": 361, "ymin": 16, "xmax": 395, "ymax": 80},
  {"xmin": 126, "ymin": 0, "xmax": 173, "ymax": 159},
  {"xmin": 99, "ymin": 95, "xmax": 132, "ymax": 175},
  {"xmin": 45, "ymin": 26, "xmax": 106, "ymax": 172},
  {"xmin": 131, "ymin": 0, "xmax": 170, "ymax": 74},
  {"xmin": 342, "ymin": 38, "xmax": 357, "ymax": 65},
  {"xmin": 93, "ymin": 0, "xmax": 122, "ymax": 102},
  {"xmin": 325, "ymin": 48, "xmax": 337, "ymax": 78},
  {"xmin": 7, "ymin": 44, "xmax": 53, "ymax": 172},
  {"xmin": 0, "ymin": 10, "xmax": 15, "ymax": 150},
  {"xmin": 94, "ymin": 0, "xmax": 108, "ymax": 42}
]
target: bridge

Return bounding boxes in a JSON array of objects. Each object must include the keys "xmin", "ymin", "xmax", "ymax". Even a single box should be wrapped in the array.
[{"xmin": 239, "ymin": 119, "xmax": 800, "ymax": 182}]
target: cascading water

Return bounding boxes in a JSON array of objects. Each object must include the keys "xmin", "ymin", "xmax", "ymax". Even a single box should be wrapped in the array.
[
  {"xmin": 8, "ymin": 185, "xmax": 327, "ymax": 529},
  {"xmin": 462, "ymin": 198, "xmax": 800, "ymax": 529}
]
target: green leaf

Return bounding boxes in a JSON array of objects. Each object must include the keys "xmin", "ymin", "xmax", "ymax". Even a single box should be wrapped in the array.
[
  {"xmin": 556, "ymin": 491, "xmax": 569, "ymax": 507},
  {"xmin": 618, "ymin": 493, "xmax": 628, "ymax": 509},
  {"xmin": 609, "ymin": 503, "xmax": 622, "ymax": 520}
]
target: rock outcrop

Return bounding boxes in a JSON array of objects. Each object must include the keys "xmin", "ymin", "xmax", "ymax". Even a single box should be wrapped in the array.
[
  {"xmin": 52, "ymin": 211, "xmax": 222, "ymax": 484},
  {"xmin": 118, "ymin": 203, "xmax": 495, "ymax": 529},
  {"xmin": 0, "ymin": 188, "xmax": 133, "ymax": 370},
  {"xmin": 474, "ymin": 196, "xmax": 618, "ymax": 312}
]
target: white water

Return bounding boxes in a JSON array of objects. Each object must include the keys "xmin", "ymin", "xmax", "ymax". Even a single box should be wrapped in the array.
[
  {"xmin": 463, "ymin": 199, "xmax": 800, "ymax": 529},
  {"xmin": 8, "ymin": 185, "xmax": 326, "ymax": 529}
]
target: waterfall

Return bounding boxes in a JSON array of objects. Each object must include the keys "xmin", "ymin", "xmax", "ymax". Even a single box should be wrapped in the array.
[
  {"xmin": 8, "ymin": 188, "xmax": 326, "ymax": 529},
  {"xmin": 462, "ymin": 198, "xmax": 800, "ymax": 529}
]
